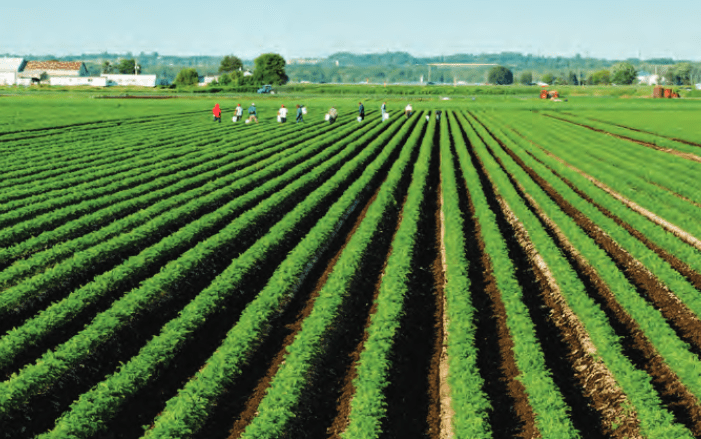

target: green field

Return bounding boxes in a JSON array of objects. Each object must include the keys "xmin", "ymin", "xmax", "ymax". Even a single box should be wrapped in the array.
[{"xmin": 2, "ymin": 93, "xmax": 701, "ymax": 438}]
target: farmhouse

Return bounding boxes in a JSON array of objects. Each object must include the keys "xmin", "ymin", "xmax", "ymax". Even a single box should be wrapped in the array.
[
  {"xmin": 0, "ymin": 58, "xmax": 26, "ymax": 85},
  {"xmin": 100, "ymin": 74, "xmax": 157, "ymax": 87},
  {"xmin": 20, "ymin": 61, "xmax": 88, "ymax": 79}
]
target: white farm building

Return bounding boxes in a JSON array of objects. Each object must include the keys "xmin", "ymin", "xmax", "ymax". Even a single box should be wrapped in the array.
[
  {"xmin": 101, "ymin": 74, "xmax": 157, "ymax": 87},
  {"xmin": 0, "ymin": 58, "xmax": 27, "ymax": 85}
]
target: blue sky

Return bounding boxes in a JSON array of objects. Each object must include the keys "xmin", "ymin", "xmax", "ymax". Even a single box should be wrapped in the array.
[{"xmin": 2, "ymin": 0, "xmax": 700, "ymax": 60}]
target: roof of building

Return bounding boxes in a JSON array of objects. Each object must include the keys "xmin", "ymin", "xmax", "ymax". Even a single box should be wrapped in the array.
[
  {"xmin": 24, "ymin": 60, "xmax": 84, "ymax": 71},
  {"xmin": 0, "ymin": 57, "xmax": 25, "ymax": 72}
]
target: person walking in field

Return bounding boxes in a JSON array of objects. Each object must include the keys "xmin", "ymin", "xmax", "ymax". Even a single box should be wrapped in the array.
[
  {"xmin": 358, "ymin": 102, "xmax": 365, "ymax": 122},
  {"xmin": 296, "ymin": 104, "xmax": 304, "ymax": 123},
  {"xmin": 327, "ymin": 107, "xmax": 338, "ymax": 124},
  {"xmin": 233, "ymin": 103, "xmax": 243, "ymax": 122},
  {"xmin": 404, "ymin": 103, "xmax": 413, "ymax": 119},
  {"xmin": 436, "ymin": 109, "xmax": 442, "ymax": 121},
  {"xmin": 247, "ymin": 103, "xmax": 258, "ymax": 123},
  {"xmin": 381, "ymin": 102, "xmax": 388, "ymax": 121},
  {"xmin": 278, "ymin": 104, "xmax": 288, "ymax": 123},
  {"xmin": 212, "ymin": 103, "xmax": 222, "ymax": 123}
]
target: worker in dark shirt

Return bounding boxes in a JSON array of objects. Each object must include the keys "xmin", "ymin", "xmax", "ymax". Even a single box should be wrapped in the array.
[{"xmin": 358, "ymin": 102, "xmax": 365, "ymax": 121}]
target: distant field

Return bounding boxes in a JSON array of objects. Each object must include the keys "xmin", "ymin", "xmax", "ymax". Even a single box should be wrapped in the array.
[{"xmin": 2, "ymin": 94, "xmax": 701, "ymax": 438}]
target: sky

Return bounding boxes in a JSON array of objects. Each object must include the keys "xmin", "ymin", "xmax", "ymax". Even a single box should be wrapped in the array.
[{"xmin": 2, "ymin": 0, "xmax": 700, "ymax": 61}]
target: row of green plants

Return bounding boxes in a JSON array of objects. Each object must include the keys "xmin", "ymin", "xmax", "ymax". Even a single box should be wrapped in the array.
[
  {"xmin": 0, "ymin": 117, "xmax": 195, "ymax": 180},
  {"xmin": 0, "ymin": 113, "xmax": 342, "ymax": 248},
  {"xmin": 543, "ymin": 111, "xmax": 701, "ymax": 157},
  {"xmin": 340, "ymin": 110, "xmax": 436, "ymax": 438},
  {"xmin": 464, "ymin": 111, "xmax": 692, "ymax": 438},
  {"xmin": 453, "ymin": 111, "xmax": 580, "ymax": 438},
  {"xmin": 33, "ymin": 111, "xmax": 407, "ymax": 439},
  {"xmin": 144, "ymin": 113, "xmax": 422, "ymax": 439},
  {"xmin": 0, "ymin": 116, "xmax": 355, "ymax": 298},
  {"xmin": 436, "ymin": 112, "xmax": 492, "ymax": 437},
  {"xmin": 0, "ymin": 131, "xmax": 244, "ymax": 235},
  {"xmin": 481, "ymin": 111, "xmax": 701, "ymax": 320},
  {"xmin": 0, "ymin": 113, "xmax": 380, "ymax": 370},
  {"xmin": 478, "ymin": 111, "xmax": 701, "ymax": 405},
  {"xmin": 0, "ymin": 111, "xmax": 395, "ymax": 421},
  {"xmin": 508, "ymin": 113, "xmax": 701, "ymax": 250}
]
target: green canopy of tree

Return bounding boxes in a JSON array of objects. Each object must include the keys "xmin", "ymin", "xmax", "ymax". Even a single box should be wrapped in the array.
[
  {"xmin": 174, "ymin": 68, "xmax": 199, "ymax": 86},
  {"xmin": 101, "ymin": 61, "xmax": 114, "ymax": 74},
  {"xmin": 487, "ymin": 65, "xmax": 513, "ymax": 85},
  {"xmin": 253, "ymin": 53, "xmax": 289, "ymax": 85},
  {"xmin": 541, "ymin": 73, "xmax": 555, "ymax": 84},
  {"xmin": 219, "ymin": 55, "xmax": 243, "ymax": 73},
  {"xmin": 116, "ymin": 58, "xmax": 136, "ymax": 74},
  {"xmin": 667, "ymin": 62, "xmax": 692, "ymax": 85},
  {"xmin": 611, "ymin": 62, "xmax": 637, "ymax": 85},
  {"xmin": 588, "ymin": 69, "xmax": 611, "ymax": 85},
  {"xmin": 519, "ymin": 71, "xmax": 533, "ymax": 85}
]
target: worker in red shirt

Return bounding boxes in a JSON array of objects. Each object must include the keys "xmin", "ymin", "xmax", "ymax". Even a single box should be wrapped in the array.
[{"xmin": 213, "ymin": 103, "xmax": 222, "ymax": 123}]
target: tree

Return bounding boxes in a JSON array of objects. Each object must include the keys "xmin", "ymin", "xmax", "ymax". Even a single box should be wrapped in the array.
[
  {"xmin": 174, "ymin": 68, "xmax": 199, "ymax": 86},
  {"xmin": 568, "ymin": 71, "xmax": 579, "ymax": 86},
  {"xmin": 116, "ymin": 58, "xmax": 136, "ymax": 74},
  {"xmin": 611, "ymin": 62, "xmax": 636, "ymax": 85},
  {"xmin": 541, "ymin": 73, "xmax": 555, "ymax": 85},
  {"xmin": 589, "ymin": 69, "xmax": 611, "ymax": 85},
  {"xmin": 39, "ymin": 72, "xmax": 49, "ymax": 82},
  {"xmin": 219, "ymin": 55, "xmax": 243, "ymax": 73},
  {"xmin": 253, "ymin": 53, "xmax": 288, "ymax": 85},
  {"xmin": 519, "ymin": 71, "xmax": 533, "ymax": 85},
  {"xmin": 102, "ymin": 61, "xmax": 114, "ymax": 74},
  {"xmin": 667, "ymin": 62, "xmax": 692, "ymax": 85},
  {"xmin": 487, "ymin": 65, "xmax": 513, "ymax": 85}
]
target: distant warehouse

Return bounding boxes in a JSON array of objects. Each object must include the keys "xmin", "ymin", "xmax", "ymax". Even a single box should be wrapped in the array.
[{"xmin": 101, "ymin": 74, "xmax": 157, "ymax": 87}]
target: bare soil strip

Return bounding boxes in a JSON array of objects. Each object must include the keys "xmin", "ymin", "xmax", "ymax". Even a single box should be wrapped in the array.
[
  {"xmin": 467, "ymin": 115, "xmax": 643, "ymax": 438},
  {"xmin": 543, "ymin": 113, "xmax": 701, "ymax": 164},
  {"xmin": 436, "ymin": 161, "xmax": 455, "ymax": 439},
  {"xmin": 484, "ymin": 128, "xmax": 701, "ymax": 435}
]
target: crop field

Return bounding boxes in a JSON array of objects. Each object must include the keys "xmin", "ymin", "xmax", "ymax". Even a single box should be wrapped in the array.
[{"xmin": 2, "ymin": 94, "xmax": 701, "ymax": 438}]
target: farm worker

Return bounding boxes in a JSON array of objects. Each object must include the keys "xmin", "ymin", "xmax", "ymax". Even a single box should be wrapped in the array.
[
  {"xmin": 233, "ymin": 103, "xmax": 243, "ymax": 122},
  {"xmin": 436, "ymin": 110, "xmax": 442, "ymax": 121},
  {"xmin": 381, "ymin": 102, "xmax": 387, "ymax": 121},
  {"xmin": 358, "ymin": 102, "xmax": 365, "ymax": 121},
  {"xmin": 296, "ymin": 104, "xmax": 304, "ymax": 123},
  {"xmin": 278, "ymin": 104, "xmax": 288, "ymax": 123},
  {"xmin": 212, "ymin": 103, "xmax": 221, "ymax": 123},
  {"xmin": 404, "ymin": 103, "xmax": 412, "ymax": 118},
  {"xmin": 327, "ymin": 107, "xmax": 338, "ymax": 124},
  {"xmin": 247, "ymin": 103, "xmax": 258, "ymax": 123}
]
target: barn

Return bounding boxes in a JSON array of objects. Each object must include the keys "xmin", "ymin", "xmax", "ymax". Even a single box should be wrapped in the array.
[
  {"xmin": 20, "ymin": 61, "xmax": 88, "ymax": 80},
  {"xmin": 0, "ymin": 58, "xmax": 26, "ymax": 85}
]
